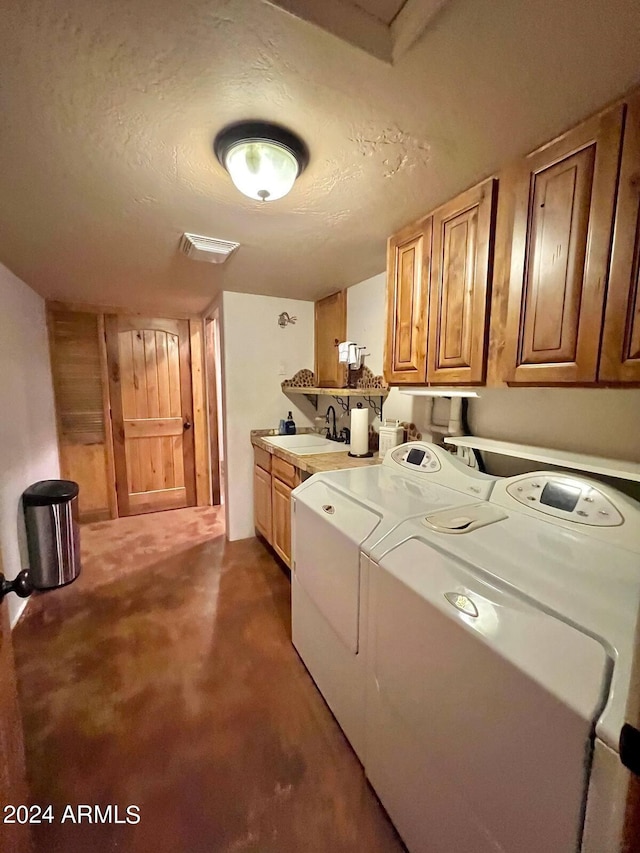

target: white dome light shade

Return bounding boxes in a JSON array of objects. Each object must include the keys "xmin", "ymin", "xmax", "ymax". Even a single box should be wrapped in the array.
[
  {"xmin": 224, "ymin": 140, "xmax": 299, "ymax": 202},
  {"xmin": 214, "ymin": 121, "xmax": 309, "ymax": 203}
]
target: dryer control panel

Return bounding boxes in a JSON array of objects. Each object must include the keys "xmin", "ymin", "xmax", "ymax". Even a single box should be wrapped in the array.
[
  {"xmin": 392, "ymin": 445, "xmax": 441, "ymax": 472},
  {"xmin": 506, "ymin": 475, "xmax": 623, "ymax": 527},
  {"xmin": 384, "ymin": 442, "xmax": 496, "ymax": 500}
]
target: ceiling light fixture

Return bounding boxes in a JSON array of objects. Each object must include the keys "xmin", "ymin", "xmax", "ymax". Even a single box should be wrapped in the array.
[{"xmin": 214, "ymin": 121, "xmax": 309, "ymax": 202}]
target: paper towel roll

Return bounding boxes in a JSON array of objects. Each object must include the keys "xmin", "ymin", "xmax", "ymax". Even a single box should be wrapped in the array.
[{"xmin": 350, "ymin": 407, "xmax": 369, "ymax": 456}]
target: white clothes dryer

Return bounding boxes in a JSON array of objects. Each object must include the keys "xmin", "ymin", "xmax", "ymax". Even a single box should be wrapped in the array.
[
  {"xmin": 362, "ymin": 470, "xmax": 640, "ymax": 853},
  {"xmin": 290, "ymin": 442, "xmax": 496, "ymax": 760}
]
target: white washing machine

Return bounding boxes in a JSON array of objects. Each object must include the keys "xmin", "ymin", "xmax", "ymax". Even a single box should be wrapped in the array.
[
  {"xmin": 363, "ymin": 469, "xmax": 640, "ymax": 853},
  {"xmin": 290, "ymin": 442, "xmax": 496, "ymax": 761}
]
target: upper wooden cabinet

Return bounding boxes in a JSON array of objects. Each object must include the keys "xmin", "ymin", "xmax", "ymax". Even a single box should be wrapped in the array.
[
  {"xmin": 600, "ymin": 91, "xmax": 640, "ymax": 382},
  {"xmin": 315, "ymin": 290, "xmax": 346, "ymax": 387},
  {"xmin": 427, "ymin": 179, "xmax": 497, "ymax": 384},
  {"xmin": 384, "ymin": 90, "xmax": 640, "ymax": 388},
  {"xmin": 384, "ymin": 216, "xmax": 432, "ymax": 384},
  {"xmin": 502, "ymin": 103, "xmax": 625, "ymax": 384}
]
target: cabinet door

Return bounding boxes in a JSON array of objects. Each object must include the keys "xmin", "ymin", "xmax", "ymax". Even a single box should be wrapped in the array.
[
  {"xmin": 253, "ymin": 464, "xmax": 272, "ymax": 543},
  {"xmin": 384, "ymin": 217, "xmax": 432, "ymax": 384},
  {"xmin": 427, "ymin": 179, "xmax": 497, "ymax": 384},
  {"xmin": 315, "ymin": 290, "xmax": 346, "ymax": 387},
  {"xmin": 600, "ymin": 92, "xmax": 640, "ymax": 382},
  {"xmin": 503, "ymin": 103, "xmax": 624, "ymax": 384},
  {"xmin": 271, "ymin": 477, "xmax": 292, "ymax": 567}
]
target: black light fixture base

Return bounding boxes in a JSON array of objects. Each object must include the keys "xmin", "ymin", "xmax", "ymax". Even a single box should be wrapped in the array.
[
  {"xmin": 0, "ymin": 570, "xmax": 34, "ymax": 602},
  {"xmin": 213, "ymin": 120, "xmax": 309, "ymax": 175}
]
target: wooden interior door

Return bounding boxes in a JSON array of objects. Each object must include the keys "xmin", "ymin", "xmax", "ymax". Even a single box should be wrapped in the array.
[
  {"xmin": 106, "ymin": 316, "xmax": 196, "ymax": 516},
  {"xmin": 600, "ymin": 91, "xmax": 640, "ymax": 383},
  {"xmin": 0, "ymin": 597, "xmax": 31, "ymax": 853},
  {"xmin": 503, "ymin": 103, "xmax": 624, "ymax": 384},
  {"xmin": 427, "ymin": 178, "xmax": 497, "ymax": 384},
  {"xmin": 315, "ymin": 291, "xmax": 347, "ymax": 388},
  {"xmin": 384, "ymin": 216, "xmax": 432, "ymax": 384}
]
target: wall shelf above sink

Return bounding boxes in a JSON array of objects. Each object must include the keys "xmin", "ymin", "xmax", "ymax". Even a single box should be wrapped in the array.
[{"xmin": 281, "ymin": 369, "xmax": 389, "ymax": 418}]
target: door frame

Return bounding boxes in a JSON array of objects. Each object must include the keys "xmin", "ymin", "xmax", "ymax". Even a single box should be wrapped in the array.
[{"xmin": 205, "ymin": 316, "xmax": 222, "ymax": 506}]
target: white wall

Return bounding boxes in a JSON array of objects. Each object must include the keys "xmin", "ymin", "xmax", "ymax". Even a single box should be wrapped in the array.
[
  {"xmin": 345, "ymin": 273, "xmax": 640, "ymax": 485},
  {"xmin": 221, "ymin": 291, "xmax": 314, "ymax": 541},
  {"xmin": 0, "ymin": 263, "xmax": 59, "ymax": 626},
  {"xmin": 468, "ymin": 388, "xmax": 640, "ymax": 492}
]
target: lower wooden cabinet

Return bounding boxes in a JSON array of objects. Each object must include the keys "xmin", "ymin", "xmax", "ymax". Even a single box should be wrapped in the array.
[
  {"xmin": 253, "ymin": 464, "xmax": 272, "ymax": 542},
  {"xmin": 271, "ymin": 476, "xmax": 293, "ymax": 566},
  {"xmin": 253, "ymin": 448, "xmax": 299, "ymax": 568}
]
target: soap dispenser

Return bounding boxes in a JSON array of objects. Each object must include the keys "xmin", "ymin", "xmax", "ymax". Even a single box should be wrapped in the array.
[{"xmin": 285, "ymin": 411, "xmax": 296, "ymax": 435}]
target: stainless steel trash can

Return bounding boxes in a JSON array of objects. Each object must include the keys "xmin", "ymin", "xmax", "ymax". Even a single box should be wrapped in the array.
[{"xmin": 23, "ymin": 480, "xmax": 81, "ymax": 589}]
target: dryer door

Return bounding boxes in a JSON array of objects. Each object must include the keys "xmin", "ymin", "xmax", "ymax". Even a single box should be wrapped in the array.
[{"xmin": 365, "ymin": 539, "xmax": 610, "ymax": 853}]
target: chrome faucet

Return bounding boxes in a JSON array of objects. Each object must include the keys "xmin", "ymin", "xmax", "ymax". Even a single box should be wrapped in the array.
[{"xmin": 326, "ymin": 405, "xmax": 338, "ymax": 441}]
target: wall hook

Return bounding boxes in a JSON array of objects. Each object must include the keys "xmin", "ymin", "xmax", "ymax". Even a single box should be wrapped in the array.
[{"xmin": 278, "ymin": 312, "xmax": 297, "ymax": 328}]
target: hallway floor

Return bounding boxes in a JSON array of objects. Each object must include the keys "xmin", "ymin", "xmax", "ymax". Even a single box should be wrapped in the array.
[{"xmin": 13, "ymin": 507, "xmax": 404, "ymax": 853}]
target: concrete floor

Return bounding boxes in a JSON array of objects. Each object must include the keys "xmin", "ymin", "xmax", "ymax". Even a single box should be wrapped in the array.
[{"xmin": 13, "ymin": 507, "xmax": 404, "ymax": 853}]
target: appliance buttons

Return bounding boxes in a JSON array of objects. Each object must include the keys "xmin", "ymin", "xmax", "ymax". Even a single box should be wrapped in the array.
[
  {"xmin": 527, "ymin": 496, "xmax": 536, "ymax": 501},
  {"xmin": 584, "ymin": 496, "xmax": 594, "ymax": 503},
  {"xmin": 516, "ymin": 487, "xmax": 524, "ymax": 492},
  {"xmin": 531, "ymin": 483, "xmax": 540, "ymax": 488},
  {"xmin": 577, "ymin": 510, "xmax": 588, "ymax": 517},
  {"xmin": 598, "ymin": 510, "xmax": 609, "ymax": 516}
]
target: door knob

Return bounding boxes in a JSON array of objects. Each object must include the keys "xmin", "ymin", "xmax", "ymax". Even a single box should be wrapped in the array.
[{"xmin": 183, "ymin": 417, "xmax": 192, "ymax": 430}]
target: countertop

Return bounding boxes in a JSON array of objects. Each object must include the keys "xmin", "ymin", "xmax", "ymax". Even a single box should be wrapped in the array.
[{"xmin": 251, "ymin": 429, "xmax": 381, "ymax": 475}]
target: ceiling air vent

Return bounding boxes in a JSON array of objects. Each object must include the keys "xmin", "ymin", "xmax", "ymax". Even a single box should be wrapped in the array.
[{"xmin": 179, "ymin": 232, "xmax": 240, "ymax": 264}]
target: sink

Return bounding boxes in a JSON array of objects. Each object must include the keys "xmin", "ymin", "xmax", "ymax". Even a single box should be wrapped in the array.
[{"xmin": 262, "ymin": 434, "xmax": 349, "ymax": 455}]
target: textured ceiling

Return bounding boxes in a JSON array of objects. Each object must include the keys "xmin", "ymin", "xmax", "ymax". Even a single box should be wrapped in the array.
[{"xmin": 0, "ymin": 0, "xmax": 639, "ymax": 314}]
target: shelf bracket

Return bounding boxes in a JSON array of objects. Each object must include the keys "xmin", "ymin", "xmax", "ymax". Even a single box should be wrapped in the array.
[
  {"xmin": 363, "ymin": 395, "xmax": 384, "ymax": 419},
  {"xmin": 303, "ymin": 393, "xmax": 318, "ymax": 410},
  {"xmin": 332, "ymin": 396, "xmax": 351, "ymax": 415}
]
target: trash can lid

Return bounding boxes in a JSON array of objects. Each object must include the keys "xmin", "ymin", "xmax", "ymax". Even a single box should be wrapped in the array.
[{"xmin": 23, "ymin": 480, "xmax": 79, "ymax": 506}]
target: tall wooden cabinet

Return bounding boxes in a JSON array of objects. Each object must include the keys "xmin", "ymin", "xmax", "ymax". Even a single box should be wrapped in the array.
[
  {"xmin": 600, "ymin": 91, "xmax": 640, "ymax": 382},
  {"xmin": 315, "ymin": 290, "xmax": 346, "ymax": 387},
  {"xmin": 427, "ymin": 179, "xmax": 497, "ymax": 384},
  {"xmin": 502, "ymin": 103, "xmax": 625, "ymax": 384},
  {"xmin": 384, "ymin": 216, "xmax": 432, "ymax": 383}
]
